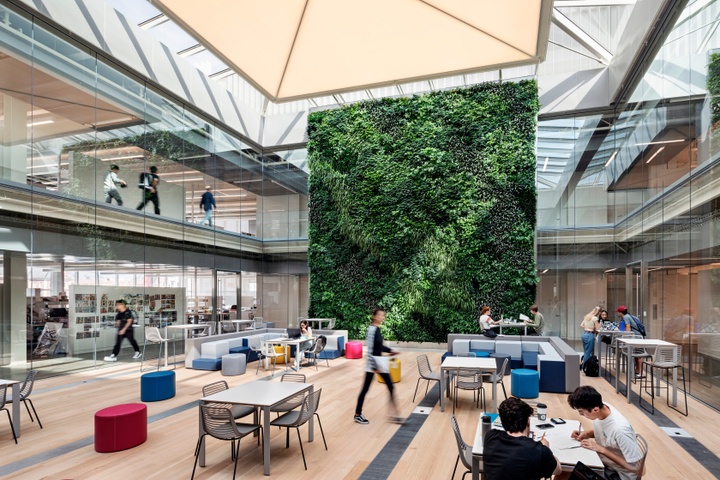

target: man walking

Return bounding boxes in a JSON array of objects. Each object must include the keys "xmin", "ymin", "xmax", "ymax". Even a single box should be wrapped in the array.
[
  {"xmin": 104, "ymin": 299, "xmax": 141, "ymax": 361},
  {"xmin": 198, "ymin": 185, "xmax": 216, "ymax": 226},
  {"xmin": 136, "ymin": 166, "xmax": 160, "ymax": 215},
  {"xmin": 103, "ymin": 165, "xmax": 126, "ymax": 205}
]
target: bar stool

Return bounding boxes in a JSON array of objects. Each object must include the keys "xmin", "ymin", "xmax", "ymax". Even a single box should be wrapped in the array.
[{"xmin": 639, "ymin": 345, "xmax": 688, "ymax": 416}]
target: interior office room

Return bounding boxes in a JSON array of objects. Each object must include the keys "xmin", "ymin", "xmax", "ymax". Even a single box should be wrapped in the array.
[{"xmin": 0, "ymin": 0, "xmax": 719, "ymax": 478}]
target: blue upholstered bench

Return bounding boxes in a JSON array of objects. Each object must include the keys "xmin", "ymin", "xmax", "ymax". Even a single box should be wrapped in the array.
[
  {"xmin": 522, "ymin": 351, "xmax": 539, "ymax": 370},
  {"xmin": 318, "ymin": 335, "xmax": 345, "ymax": 359},
  {"xmin": 140, "ymin": 370, "xmax": 176, "ymax": 402},
  {"xmin": 192, "ymin": 358, "xmax": 222, "ymax": 371}
]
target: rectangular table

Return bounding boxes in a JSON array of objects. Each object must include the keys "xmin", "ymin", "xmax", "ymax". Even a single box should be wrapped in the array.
[
  {"xmin": 199, "ymin": 380, "xmax": 314, "ymax": 476},
  {"xmin": 615, "ymin": 338, "xmax": 678, "ymax": 405},
  {"xmin": 304, "ymin": 318, "xmax": 335, "ymax": 330},
  {"xmin": 471, "ymin": 416, "xmax": 604, "ymax": 480},
  {"xmin": 231, "ymin": 319, "xmax": 254, "ymax": 332},
  {"xmin": 0, "ymin": 380, "xmax": 20, "ymax": 437},
  {"xmin": 498, "ymin": 322, "xmax": 527, "ymax": 335},
  {"xmin": 440, "ymin": 357, "xmax": 497, "ymax": 413},
  {"xmin": 266, "ymin": 337, "xmax": 314, "ymax": 371}
]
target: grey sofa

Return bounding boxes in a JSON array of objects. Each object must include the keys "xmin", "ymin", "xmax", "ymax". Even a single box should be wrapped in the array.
[{"xmin": 445, "ymin": 334, "xmax": 580, "ymax": 393}]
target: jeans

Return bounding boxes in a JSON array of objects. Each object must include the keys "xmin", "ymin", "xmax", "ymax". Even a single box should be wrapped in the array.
[
  {"xmin": 581, "ymin": 331, "xmax": 595, "ymax": 367},
  {"xmin": 105, "ymin": 189, "xmax": 123, "ymax": 206},
  {"xmin": 199, "ymin": 209, "xmax": 212, "ymax": 226}
]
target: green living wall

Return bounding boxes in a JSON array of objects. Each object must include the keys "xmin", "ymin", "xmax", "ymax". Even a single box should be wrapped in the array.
[{"xmin": 307, "ymin": 80, "xmax": 538, "ymax": 342}]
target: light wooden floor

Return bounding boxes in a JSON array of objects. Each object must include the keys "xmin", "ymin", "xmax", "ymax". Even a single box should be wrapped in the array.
[{"xmin": 0, "ymin": 350, "xmax": 717, "ymax": 479}]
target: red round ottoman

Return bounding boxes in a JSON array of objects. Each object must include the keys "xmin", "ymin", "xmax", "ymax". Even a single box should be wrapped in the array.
[
  {"xmin": 95, "ymin": 403, "xmax": 148, "ymax": 453},
  {"xmin": 345, "ymin": 341, "xmax": 364, "ymax": 359}
]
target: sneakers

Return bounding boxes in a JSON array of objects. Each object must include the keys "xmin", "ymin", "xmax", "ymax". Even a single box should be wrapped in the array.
[
  {"xmin": 133, "ymin": 352, "xmax": 143, "ymax": 359},
  {"xmin": 389, "ymin": 416, "xmax": 404, "ymax": 425},
  {"xmin": 354, "ymin": 414, "xmax": 369, "ymax": 425},
  {"xmin": 104, "ymin": 355, "xmax": 117, "ymax": 362}
]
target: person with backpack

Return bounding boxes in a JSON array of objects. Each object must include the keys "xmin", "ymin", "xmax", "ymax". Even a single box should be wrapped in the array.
[
  {"xmin": 136, "ymin": 166, "xmax": 160, "ymax": 215},
  {"xmin": 580, "ymin": 306, "xmax": 600, "ymax": 373},
  {"xmin": 615, "ymin": 306, "xmax": 647, "ymax": 378}
]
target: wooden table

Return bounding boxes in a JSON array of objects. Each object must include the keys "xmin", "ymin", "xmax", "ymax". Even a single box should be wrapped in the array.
[
  {"xmin": 440, "ymin": 357, "xmax": 497, "ymax": 413},
  {"xmin": 498, "ymin": 322, "xmax": 527, "ymax": 335},
  {"xmin": 471, "ymin": 415, "xmax": 604, "ymax": 480},
  {"xmin": 0, "ymin": 380, "xmax": 20, "ymax": 437},
  {"xmin": 199, "ymin": 381, "xmax": 314, "ymax": 476},
  {"xmin": 615, "ymin": 338, "xmax": 678, "ymax": 405}
]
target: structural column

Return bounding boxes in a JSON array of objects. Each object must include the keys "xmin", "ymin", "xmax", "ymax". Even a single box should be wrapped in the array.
[{"xmin": 2, "ymin": 251, "xmax": 28, "ymax": 364}]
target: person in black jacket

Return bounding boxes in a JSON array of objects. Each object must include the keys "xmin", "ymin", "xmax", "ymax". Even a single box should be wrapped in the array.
[
  {"xmin": 354, "ymin": 308, "xmax": 402, "ymax": 425},
  {"xmin": 136, "ymin": 166, "xmax": 160, "ymax": 215},
  {"xmin": 198, "ymin": 186, "xmax": 216, "ymax": 226},
  {"xmin": 104, "ymin": 300, "xmax": 141, "ymax": 361}
]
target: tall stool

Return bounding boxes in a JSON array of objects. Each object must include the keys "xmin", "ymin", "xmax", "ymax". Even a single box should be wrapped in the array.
[
  {"xmin": 511, "ymin": 368, "xmax": 539, "ymax": 399},
  {"xmin": 639, "ymin": 345, "xmax": 688, "ymax": 416}
]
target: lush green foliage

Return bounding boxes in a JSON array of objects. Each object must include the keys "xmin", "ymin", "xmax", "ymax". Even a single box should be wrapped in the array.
[
  {"xmin": 709, "ymin": 53, "xmax": 720, "ymax": 143},
  {"xmin": 307, "ymin": 81, "xmax": 538, "ymax": 341}
]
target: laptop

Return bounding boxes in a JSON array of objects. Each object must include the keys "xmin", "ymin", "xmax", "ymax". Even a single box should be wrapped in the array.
[
  {"xmin": 568, "ymin": 461, "xmax": 603, "ymax": 480},
  {"xmin": 287, "ymin": 328, "xmax": 302, "ymax": 339}
]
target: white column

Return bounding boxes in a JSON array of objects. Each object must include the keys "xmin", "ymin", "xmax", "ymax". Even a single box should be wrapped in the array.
[
  {"xmin": 2, "ymin": 252, "xmax": 28, "ymax": 364},
  {"xmin": 0, "ymin": 95, "xmax": 28, "ymax": 183}
]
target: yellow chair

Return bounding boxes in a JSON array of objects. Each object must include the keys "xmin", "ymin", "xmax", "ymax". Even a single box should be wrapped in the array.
[{"xmin": 378, "ymin": 358, "xmax": 401, "ymax": 383}]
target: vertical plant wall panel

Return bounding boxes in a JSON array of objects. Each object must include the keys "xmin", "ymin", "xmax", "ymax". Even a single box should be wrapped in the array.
[{"xmin": 307, "ymin": 80, "xmax": 538, "ymax": 342}]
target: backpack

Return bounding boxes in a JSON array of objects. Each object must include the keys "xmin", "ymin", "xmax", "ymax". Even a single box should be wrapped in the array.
[
  {"xmin": 138, "ymin": 172, "xmax": 150, "ymax": 189},
  {"xmin": 629, "ymin": 314, "xmax": 647, "ymax": 337},
  {"xmin": 583, "ymin": 355, "xmax": 600, "ymax": 377}
]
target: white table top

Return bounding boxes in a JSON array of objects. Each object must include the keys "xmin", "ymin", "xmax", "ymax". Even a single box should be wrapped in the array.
[
  {"xmin": 472, "ymin": 415, "xmax": 604, "ymax": 470},
  {"xmin": 167, "ymin": 324, "xmax": 210, "ymax": 330},
  {"xmin": 499, "ymin": 322, "xmax": 526, "ymax": 327},
  {"xmin": 617, "ymin": 338, "xmax": 675, "ymax": 347},
  {"xmin": 0, "ymin": 379, "xmax": 19, "ymax": 386},
  {"xmin": 231, "ymin": 320, "xmax": 254, "ymax": 324},
  {"xmin": 441, "ymin": 357, "xmax": 496, "ymax": 370},
  {"xmin": 201, "ymin": 381, "xmax": 312, "ymax": 407}
]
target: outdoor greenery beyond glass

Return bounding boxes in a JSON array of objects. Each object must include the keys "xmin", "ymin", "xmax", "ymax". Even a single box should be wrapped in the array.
[{"xmin": 307, "ymin": 81, "xmax": 539, "ymax": 341}]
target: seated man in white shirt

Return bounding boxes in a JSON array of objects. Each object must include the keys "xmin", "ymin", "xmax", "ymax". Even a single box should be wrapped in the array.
[{"xmin": 564, "ymin": 386, "xmax": 643, "ymax": 480}]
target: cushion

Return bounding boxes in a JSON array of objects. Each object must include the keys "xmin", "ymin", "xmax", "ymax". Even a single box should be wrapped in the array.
[
  {"xmin": 227, "ymin": 338, "xmax": 245, "ymax": 349},
  {"xmin": 538, "ymin": 358, "xmax": 566, "ymax": 393},
  {"xmin": 522, "ymin": 351, "xmax": 539, "ymax": 370},
  {"xmin": 539, "ymin": 343, "xmax": 556, "ymax": 356},
  {"xmin": 201, "ymin": 341, "xmax": 230, "ymax": 359},
  {"xmin": 470, "ymin": 340, "xmax": 496, "ymax": 352},
  {"xmin": 453, "ymin": 339, "xmax": 471, "ymax": 356},
  {"xmin": 495, "ymin": 341, "xmax": 522, "ymax": 360},
  {"xmin": 192, "ymin": 358, "xmax": 222, "ymax": 371},
  {"xmin": 521, "ymin": 342, "xmax": 541, "ymax": 352}
]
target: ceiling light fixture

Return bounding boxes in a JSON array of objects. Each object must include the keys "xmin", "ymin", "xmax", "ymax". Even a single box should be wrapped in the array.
[
  {"xmin": 635, "ymin": 139, "xmax": 685, "ymax": 146},
  {"xmin": 541, "ymin": 269, "xmax": 549, "ymax": 274},
  {"xmin": 604, "ymin": 151, "xmax": 618, "ymax": 167},
  {"xmin": 165, "ymin": 177, "xmax": 204, "ymax": 183},
  {"xmin": 101, "ymin": 155, "xmax": 145, "ymax": 162},
  {"xmin": 645, "ymin": 146, "xmax": 665, "ymax": 164},
  {"xmin": 604, "ymin": 268, "xmax": 617, "ymax": 273},
  {"xmin": 27, "ymin": 119, "xmax": 54, "ymax": 127}
]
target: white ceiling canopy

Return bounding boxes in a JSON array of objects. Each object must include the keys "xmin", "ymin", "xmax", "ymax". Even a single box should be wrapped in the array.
[{"xmin": 150, "ymin": 0, "xmax": 554, "ymax": 102}]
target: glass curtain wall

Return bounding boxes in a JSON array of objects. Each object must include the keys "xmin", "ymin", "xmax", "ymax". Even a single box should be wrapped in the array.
[
  {"xmin": 0, "ymin": 4, "xmax": 308, "ymax": 378},
  {"xmin": 537, "ymin": 0, "xmax": 720, "ymax": 410}
]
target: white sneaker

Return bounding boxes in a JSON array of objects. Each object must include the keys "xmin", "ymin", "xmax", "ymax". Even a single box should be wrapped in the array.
[
  {"xmin": 133, "ymin": 352, "xmax": 142, "ymax": 359},
  {"xmin": 104, "ymin": 355, "xmax": 117, "ymax": 362}
]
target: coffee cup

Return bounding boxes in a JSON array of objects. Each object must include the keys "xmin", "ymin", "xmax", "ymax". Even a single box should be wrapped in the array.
[{"xmin": 537, "ymin": 403, "xmax": 547, "ymax": 421}]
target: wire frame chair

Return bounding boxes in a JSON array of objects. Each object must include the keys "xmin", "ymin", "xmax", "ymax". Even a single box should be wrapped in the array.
[
  {"xmin": 303, "ymin": 335, "xmax": 328, "ymax": 369},
  {"xmin": 454, "ymin": 370, "xmax": 485, "ymax": 412},
  {"xmin": 639, "ymin": 345, "xmax": 688, "ymax": 416},
  {"xmin": 450, "ymin": 415, "xmax": 476, "ymax": 480},
  {"xmin": 202, "ymin": 381, "xmax": 256, "ymax": 421},
  {"xmin": 141, "ymin": 326, "xmax": 176, "ymax": 372},
  {"xmin": 191, "ymin": 405, "xmax": 262, "ymax": 480},
  {"xmin": 636, "ymin": 434, "xmax": 649, "ymax": 479},
  {"xmin": 413, "ymin": 354, "xmax": 442, "ymax": 402},
  {"xmin": 0, "ymin": 384, "xmax": 18, "ymax": 444},
  {"xmin": 270, "ymin": 389, "xmax": 327, "ymax": 470},
  {"xmin": 8, "ymin": 370, "xmax": 43, "ymax": 429},
  {"xmin": 482, "ymin": 357, "xmax": 509, "ymax": 400},
  {"xmin": 271, "ymin": 374, "xmax": 307, "ymax": 414}
]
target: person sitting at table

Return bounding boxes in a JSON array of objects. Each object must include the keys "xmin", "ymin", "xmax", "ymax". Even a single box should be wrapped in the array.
[
  {"xmin": 565, "ymin": 386, "xmax": 642, "ymax": 480},
  {"xmin": 483, "ymin": 397, "xmax": 562, "ymax": 480},
  {"xmin": 479, "ymin": 306, "xmax": 500, "ymax": 337},
  {"xmin": 299, "ymin": 320, "xmax": 313, "ymax": 349},
  {"xmin": 525, "ymin": 304, "xmax": 545, "ymax": 335}
]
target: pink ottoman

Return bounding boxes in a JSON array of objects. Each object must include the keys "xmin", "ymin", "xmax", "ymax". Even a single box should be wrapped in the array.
[
  {"xmin": 95, "ymin": 403, "xmax": 147, "ymax": 452},
  {"xmin": 346, "ymin": 341, "xmax": 363, "ymax": 359}
]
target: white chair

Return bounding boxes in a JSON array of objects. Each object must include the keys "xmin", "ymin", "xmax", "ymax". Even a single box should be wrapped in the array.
[
  {"xmin": 141, "ymin": 327, "xmax": 176, "ymax": 371},
  {"xmin": 639, "ymin": 345, "xmax": 688, "ymax": 416},
  {"xmin": 250, "ymin": 338, "xmax": 281, "ymax": 375}
]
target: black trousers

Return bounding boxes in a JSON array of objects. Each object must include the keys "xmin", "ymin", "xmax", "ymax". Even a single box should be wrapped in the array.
[
  {"xmin": 136, "ymin": 192, "xmax": 160, "ymax": 214},
  {"xmin": 112, "ymin": 327, "xmax": 139, "ymax": 356},
  {"xmin": 355, "ymin": 371, "xmax": 394, "ymax": 416}
]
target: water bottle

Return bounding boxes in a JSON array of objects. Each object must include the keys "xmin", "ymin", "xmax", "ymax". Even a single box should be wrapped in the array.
[
  {"xmin": 618, "ymin": 320, "xmax": 625, "ymax": 332},
  {"xmin": 481, "ymin": 415, "xmax": 491, "ymax": 442}
]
